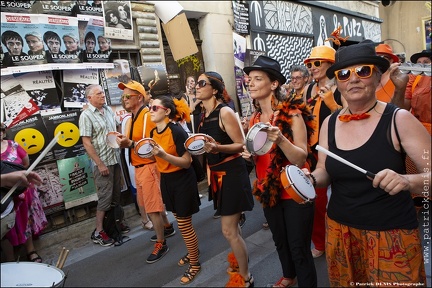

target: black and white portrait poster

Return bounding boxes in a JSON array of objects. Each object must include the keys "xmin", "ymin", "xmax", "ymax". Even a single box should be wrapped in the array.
[
  {"xmin": 1, "ymin": 12, "xmax": 47, "ymax": 73},
  {"xmin": 13, "ymin": 70, "xmax": 62, "ymax": 116},
  {"xmin": 137, "ymin": 63, "xmax": 168, "ymax": 97},
  {"xmin": 43, "ymin": 110, "xmax": 85, "ymax": 160},
  {"xmin": 30, "ymin": 0, "xmax": 74, "ymax": 16},
  {"xmin": 1, "ymin": 75, "xmax": 40, "ymax": 127},
  {"xmin": 102, "ymin": 1, "xmax": 133, "ymax": 41},
  {"xmin": 77, "ymin": 14, "xmax": 113, "ymax": 64},
  {"xmin": 63, "ymin": 68, "xmax": 98, "ymax": 108},
  {"xmin": 72, "ymin": 0, "xmax": 103, "ymax": 17},
  {"xmin": 39, "ymin": 14, "xmax": 81, "ymax": 68},
  {"xmin": 101, "ymin": 59, "xmax": 131, "ymax": 105}
]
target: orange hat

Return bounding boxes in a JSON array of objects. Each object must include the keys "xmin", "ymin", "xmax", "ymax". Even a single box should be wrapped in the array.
[
  {"xmin": 375, "ymin": 44, "xmax": 399, "ymax": 63},
  {"xmin": 118, "ymin": 80, "xmax": 146, "ymax": 96},
  {"xmin": 304, "ymin": 46, "xmax": 336, "ymax": 63}
]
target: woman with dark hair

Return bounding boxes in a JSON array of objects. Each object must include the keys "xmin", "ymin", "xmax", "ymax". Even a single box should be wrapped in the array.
[
  {"xmin": 149, "ymin": 96, "xmax": 201, "ymax": 285},
  {"xmin": 242, "ymin": 55, "xmax": 317, "ymax": 287},
  {"xmin": 105, "ymin": 9, "xmax": 125, "ymax": 29},
  {"xmin": 196, "ymin": 72, "xmax": 254, "ymax": 287}
]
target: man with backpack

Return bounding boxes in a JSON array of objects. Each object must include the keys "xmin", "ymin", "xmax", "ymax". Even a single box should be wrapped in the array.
[{"xmin": 116, "ymin": 80, "xmax": 175, "ymax": 263}]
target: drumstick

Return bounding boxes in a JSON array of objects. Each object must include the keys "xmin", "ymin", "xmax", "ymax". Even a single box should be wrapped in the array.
[
  {"xmin": 316, "ymin": 145, "xmax": 375, "ymax": 178},
  {"xmin": 190, "ymin": 114, "xmax": 195, "ymax": 134},
  {"xmin": 142, "ymin": 112, "xmax": 147, "ymax": 138},
  {"xmin": 1, "ymin": 132, "xmax": 61, "ymax": 206},
  {"xmin": 56, "ymin": 247, "xmax": 66, "ymax": 268},
  {"xmin": 58, "ymin": 249, "xmax": 70, "ymax": 269},
  {"xmin": 235, "ymin": 112, "xmax": 246, "ymax": 141}
]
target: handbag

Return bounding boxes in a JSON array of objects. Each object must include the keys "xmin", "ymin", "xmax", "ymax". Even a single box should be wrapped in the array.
[{"xmin": 1, "ymin": 161, "xmax": 26, "ymax": 214}]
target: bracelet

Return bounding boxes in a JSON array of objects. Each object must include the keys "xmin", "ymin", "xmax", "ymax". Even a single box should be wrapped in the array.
[
  {"xmin": 129, "ymin": 140, "xmax": 134, "ymax": 148},
  {"xmin": 309, "ymin": 173, "xmax": 317, "ymax": 187}
]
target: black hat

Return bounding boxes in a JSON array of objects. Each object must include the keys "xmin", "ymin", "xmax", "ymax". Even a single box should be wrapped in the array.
[
  {"xmin": 410, "ymin": 49, "xmax": 431, "ymax": 63},
  {"xmin": 326, "ymin": 40, "xmax": 390, "ymax": 79},
  {"xmin": 243, "ymin": 55, "xmax": 287, "ymax": 84}
]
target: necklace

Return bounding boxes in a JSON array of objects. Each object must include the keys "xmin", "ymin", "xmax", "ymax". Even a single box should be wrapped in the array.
[
  {"xmin": 338, "ymin": 101, "xmax": 378, "ymax": 122},
  {"xmin": 256, "ymin": 111, "xmax": 274, "ymax": 125}
]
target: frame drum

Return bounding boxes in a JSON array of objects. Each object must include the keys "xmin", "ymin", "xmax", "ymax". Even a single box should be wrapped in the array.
[
  {"xmin": 134, "ymin": 138, "xmax": 156, "ymax": 158},
  {"xmin": 1, "ymin": 262, "xmax": 65, "ymax": 287},
  {"xmin": 106, "ymin": 131, "xmax": 120, "ymax": 148},
  {"xmin": 280, "ymin": 165, "xmax": 316, "ymax": 204},
  {"xmin": 184, "ymin": 133, "xmax": 211, "ymax": 155},
  {"xmin": 245, "ymin": 122, "xmax": 272, "ymax": 156}
]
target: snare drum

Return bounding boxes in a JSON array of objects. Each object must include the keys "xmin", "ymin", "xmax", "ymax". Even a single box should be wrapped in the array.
[
  {"xmin": 280, "ymin": 165, "xmax": 316, "ymax": 204},
  {"xmin": 1, "ymin": 262, "xmax": 65, "ymax": 287},
  {"xmin": 184, "ymin": 133, "xmax": 211, "ymax": 155},
  {"xmin": 134, "ymin": 138, "xmax": 156, "ymax": 158},
  {"xmin": 106, "ymin": 131, "xmax": 120, "ymax": 148},
  {"xmin": 245, "ymin": 122, "xmax": 272, "ymax": 155}
]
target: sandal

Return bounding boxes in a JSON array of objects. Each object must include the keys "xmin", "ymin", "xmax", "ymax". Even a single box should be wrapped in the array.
[
  {"xmin": 178, "ymin": 249, "xmax": 200, "ymax": 266},
  {"xmin": 311, "ymin": 248, "xmax": 324, "ymax": 258},
  {"xmin": 272, "ymin": 277, "xmax": 297, "ymax": 287},
  {"xmin": 262, "ymin": 222, "xmax": 269, "ymax": 230},
  {"xmin": 142, "ymin": 220, "xmax": 154, "ymax": 230},
  {"xmin": 27, "ymin": 251, "xmax": 42, "ymax": 263},
  {"xmin": 180, "ymin": 263, "xmax": 201, "ymax": 285},
  {"xmin": 225, "ymin": 273, "xmax": 254, "ymax": 287},
  {"xmin": 245, "ymin": 274, "xmax": 254, "ymax": 288}
]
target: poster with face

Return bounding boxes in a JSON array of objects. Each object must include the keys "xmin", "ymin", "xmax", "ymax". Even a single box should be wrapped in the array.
[
  {"xmin": 30, "ymin": 0, "xmax": 74, "ymax": 16},
  {"xmin": 43, "ymin": 110, "xmax": 85, "ymax": 160},
  {"xmin": 77, "ymin": 14, "xmax": 112, "ymax": 64},
  {"xmin": 101, "ymin": 59, "xmax": 131, "ymax": 105},
  {"xmin": 137, "ymin": 63, "xmax": 168, "ymax": 97},
  {"xmin": 72, "ymin": 0, "xmax": 103, "ymax": 17},
  {"xmin": 57, "ymin": 154, "xmax": 98, "ymax": 209},
  {"xmin": 1, "ymin": 12, "xmax": 48, "ymax": 73},
  {"xmin": 102, "ymin": 1, "xmax": 133, "ymax": 41},
  {"xmin": 0, "ymin": 1, "xmax": 34, "ymax": 14},
  {"xmin": 62, "ymin": 68, "xmax": 98, "ymax": 108},
  {"xmin": 34, "ymin": 160, "xmax": 64, "ymax": 214},
  {"xmin": 39, "ymin": 14, "xmax": 82, "ymax": 67},
  {"xmin": 13, "ymin": 70, "xmax": 62, "ymax": 116},
  {"xmin": 5, "ymin": 113, "xmax": 53, "ymax": 164}
]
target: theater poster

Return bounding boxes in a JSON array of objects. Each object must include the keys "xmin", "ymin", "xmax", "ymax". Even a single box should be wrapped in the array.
[
  {"xmin": 101, "ymin": 59, "xmax": 131, "ymax": 105},
  {"xmin": 72, "ymin": 0, "xmax": 103, "ymax": 17},
  {"xmin": 5, "ymin": 113, "xmax": 54, "ymax": 164},
  {"xmin": 137, "ymin": 63, "xmax": 168, "ymax": 97},
  {"xmin": 102, "ymin": 1, "xmax": 133, "ymax": 41},
  {"xmin": 34, "ymin": 160, "xmax": 64, "ymax": 215},
  {"xmin": 1, "ymin": 75, "xmax": 40, "ymax": 128},
  {"xmin": 78, "ymin": 14, "xmax": 113, "ymax": 65},
  {"xmin": 13, "ymin": 70, "xmax": 62, "ymax": 116},
  {"xmin": 57, "ymin": 154, "xmax": 98, "ymax": 210},
  {"xmin": 43, "ymin": 110, "xmax": 86, "ymax": 160},
  {"xmin": 63, "ymin": 68, "xmax": 98, "ymax": 108},
  {"xmin": 39, "ymin": 14, "xmax": 81, "ymax": 68},
  {"xmin": 30, "ymin": 0, "xmax": 74, "ymax": 16},
  {"xmin": 1, "ymin": 12, "xmax": 47, "ymax": 74},
  {"xmin": 0, "ymin": 1, "xmax": 33, "ymax": 14}
]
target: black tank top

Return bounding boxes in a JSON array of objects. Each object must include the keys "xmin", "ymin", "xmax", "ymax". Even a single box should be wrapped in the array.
[
  {"xmin": 198, "ymin": 103, "xmax": 234, "ymax": 165},
  {"xmin": 326, "ymin": 104, "xmax": 418, "ymax": 230},
  {"xmin": 306, "ymin": 84, "xmax": 343, "ymax": 130}
]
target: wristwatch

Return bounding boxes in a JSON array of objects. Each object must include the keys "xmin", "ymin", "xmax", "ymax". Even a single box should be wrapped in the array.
[{"xmin": 129, "ymin": 140, "xmax": 135, "ymax": 148}]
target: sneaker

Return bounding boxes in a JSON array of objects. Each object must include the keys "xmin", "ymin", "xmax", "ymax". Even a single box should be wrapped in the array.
[
  {"xmin": 120, "ymin": 223, "xmax": 130, "ymax": 234},
  {"xmin": 239, "ymin": 212, "xmax": 246, "ymax": 228},
  {"xmin": 150, "ymin": 224, "xmax": 176, "ymax": 242},
  {"xmin": 213, "ymin": 211, "xmax": 221, "ymax": 219},
  {"xmin": 146, "ymin": 241, "xmax": 169, "ymax": 264},
  {"xmin": 92, "ymin": 230, "xmax": 115, "ymax": 247}
]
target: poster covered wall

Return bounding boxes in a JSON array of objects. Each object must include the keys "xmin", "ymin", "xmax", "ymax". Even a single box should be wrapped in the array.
[
  {"xmin": 78, "ymin": 14, "xmax": 112, "ymax": 63},
  {"xmin": 63, "ymin": 68, "xmax": 99, "ymax": 108},
  {"xmin": 102, "ymin": 1, "xmax": 133, "ymax": 40}
]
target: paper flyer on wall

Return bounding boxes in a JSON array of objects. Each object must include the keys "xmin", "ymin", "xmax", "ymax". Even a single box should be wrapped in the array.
[
  {"xmin": 34, "ymin": 160, "xmax": 65, "ymax": 215},
  {"xmin": 1, "ymin": 12, "xmax": 48, "ymax": 73},
  {"xmin": 101, "ymin": 59, "xmax": 131, "ymax": 105},
  {"xmin": 72, "ymin": 0, "xmax": 103, "ymax": 17},
  {"xmin": 5, "ymin": 113, "xmax": 54, "ymax": 164},
  {"xmin": 30, "ymin": 0, "xmax": 74, "ymax": 16},
  {"xmin": 77, "ymin": 14, "xmax": 113, "ymax": 64},
  {"xmin": 43, "ymin": 110, "xmax": 86, "ymax": 160},
  {"xmin": 0, "ymin": 1, "xmax": 33, "ymax": 14},
  {"xmin": 13, "ymin": 70, "xmax": 62, "ymax": 116},
  {"xmin": 137, "ymin": 63, "xmax": 168, "ymax": 96},
  {"xmin": 39, "ymin": 14, "xmax": 82, "ymax": 68},
  {"xmin": 57, "ymin": 154, "xmax": 98, "ymax": 210},
  {"xmin": 102, "ymin": 1, "xmax": 133, "ymax": 41},
  {"xmin": 63, "ymin": 68, "xmax": 99, "ymax": 108},
  {"xmin": 1, "ymin": 75, "xmax": 40, "ymax": 127}
]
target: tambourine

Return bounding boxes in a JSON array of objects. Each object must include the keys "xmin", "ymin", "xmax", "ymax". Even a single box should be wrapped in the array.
[
  {"xmin": 280, "ymin": 165, "xmax": 316, "ymax": 204},
  {"xmin": 184, "ymin": 133, "xmax": 212, "ymax": 155},
  {"xmin": 134, "ymin": 138, "xmax": 156, "ymax": 158},
  {"xmin": 399, "ymin": 63, "xmax": 431, "ymax": 76},
  {"xmin": 245, "ymin": 122, "xmax": 273, "ymax": 156},
  {"xmin": 106, "ymin": 131, "xmax": 120, "ymax": 148}
]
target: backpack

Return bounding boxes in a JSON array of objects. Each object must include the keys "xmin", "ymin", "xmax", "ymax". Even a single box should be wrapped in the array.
[{"xmin": 103, "ymin": 202, "xmax": 129, "ymax": 246}]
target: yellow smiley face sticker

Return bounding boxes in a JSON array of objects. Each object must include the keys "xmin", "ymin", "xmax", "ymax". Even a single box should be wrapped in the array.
[
  {"xmin": 55, "ymin": 122, "xmax": 80, "ymax": 147},
  {"xmin": 14, "ymin": 128, "xmax": 45, "ymax": 155}
]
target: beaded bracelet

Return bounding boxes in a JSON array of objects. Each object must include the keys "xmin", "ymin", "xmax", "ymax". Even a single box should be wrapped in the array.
[{"xmin": 309, "ymin": 174, "xmax": 317, "ymax": 187}]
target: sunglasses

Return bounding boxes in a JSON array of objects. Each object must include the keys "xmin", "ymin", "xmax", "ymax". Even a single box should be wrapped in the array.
[
  {"xmin": 196, "ymin": 80, "xmax": 211, "ymax": 88},
  {"xmin": 121, "ymin": 93, "xmax": 140, "ymax": 99},
  {"xmin": 150, "ymin": 105, "xmax": 168, "ymax": 112},
  {"xmin": 334, "ymin": 65, "xmax": 375, "ymax": 82},
  {"xmin": 305, "ymin": 60, "xmax": 326, "ymax": 69}
]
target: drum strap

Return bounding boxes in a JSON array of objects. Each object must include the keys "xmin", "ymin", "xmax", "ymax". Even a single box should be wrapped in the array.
[
  {"xmin": 128, "ymin": 106, "xmax": 147, "ymax": 164},
  {"xmin": 208, "ymin": 153, "xmax": 241, "ymax": 168}
]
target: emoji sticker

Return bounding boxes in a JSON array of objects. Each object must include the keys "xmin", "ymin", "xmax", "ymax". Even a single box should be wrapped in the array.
[
  {"xmin": 55, "ymin": 122, "xmax": 80, "ymax": 147},
  {"xmin": 14, "ymin": 128, "xmax": 45, "ymax": 155}
]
